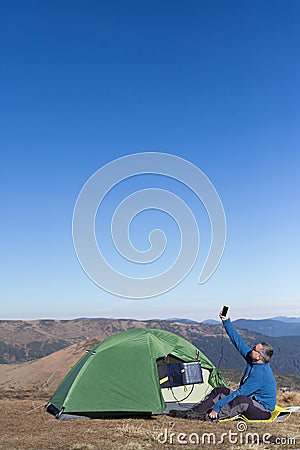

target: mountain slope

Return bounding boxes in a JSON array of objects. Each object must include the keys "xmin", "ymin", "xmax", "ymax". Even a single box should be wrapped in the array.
[
  {"xmin": 1, "ymin": 336, "xmax": 300, "ymax": 394},
  {"xmin": 0, "ymin": 338, "xmax": 99, "ymax": 392},
  {"xmin": 1, "ymin": 318, "xmax": 300, "ymax": 375}
]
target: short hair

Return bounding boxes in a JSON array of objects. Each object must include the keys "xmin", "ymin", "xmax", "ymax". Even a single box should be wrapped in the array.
[{"xmin": 260, "ymin": 342, "xmax": 274, "ymax": 362}]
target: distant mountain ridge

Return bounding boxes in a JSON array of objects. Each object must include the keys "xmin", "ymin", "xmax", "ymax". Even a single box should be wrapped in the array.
[
  {"xmin": 271, "ymin": 316, "xmax": 300, "ymax": 323},
  {"xmin": 165, "ymin": 318, "xmax": 200, "ymax": 324},
  {"xmin": 232, "ymin": 318, "xmax": 300, "ymax": 337},
  {"xmin": 1, "ymin": 317, "xmax": 300, "ymax": 376},
  {"xmin": 197, "ymin": 316, "xmax": 300, "ymax": 337},
  {"xmin": 201, "ymin": 319, "xmax": 219, "ymax": 325}
]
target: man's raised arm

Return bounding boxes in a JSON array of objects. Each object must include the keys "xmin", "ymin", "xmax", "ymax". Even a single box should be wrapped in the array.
[{"xmin": 220, "ymin": 310, "xmax": 251, "ymax": 359}]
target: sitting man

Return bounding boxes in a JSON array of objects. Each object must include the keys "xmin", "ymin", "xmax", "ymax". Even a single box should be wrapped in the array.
[{"xmin": 169, "ymin": 308, "xmax": 276, "ymax": 421}]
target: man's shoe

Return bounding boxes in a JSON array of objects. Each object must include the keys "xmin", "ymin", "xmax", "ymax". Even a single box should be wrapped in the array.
[
  {"xmin": 168, "ymin": 409, "xmax": 190, "ymax": 418},
  {"xmin": 186, "ymin": 411, "xmax": 207, "ymax": 420},
  {"xmin": 168, "ymin": 409, "xmax": 207, "ymax": 420}
]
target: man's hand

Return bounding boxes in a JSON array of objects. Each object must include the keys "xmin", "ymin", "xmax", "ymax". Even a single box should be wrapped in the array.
[
  {"xmin": 209, "ymin": 410, "xmax": 218, "ymax": 420},
  {"xmin": 219, "ymin": 311, "xmax": 228, "ymax": 321}
]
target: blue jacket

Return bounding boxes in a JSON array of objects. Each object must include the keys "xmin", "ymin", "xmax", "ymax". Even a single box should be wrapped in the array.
[{"xmin": 213, "ymin": 318, "xmax": 276, "ymax": 413}]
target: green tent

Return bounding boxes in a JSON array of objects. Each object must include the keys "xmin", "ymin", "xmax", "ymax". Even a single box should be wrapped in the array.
[{"xmin": 46, "ymin": 328, "xmax": 227, "ymax": 419}]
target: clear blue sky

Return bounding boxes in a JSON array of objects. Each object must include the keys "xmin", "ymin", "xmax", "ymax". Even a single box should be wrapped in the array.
[{"xmin": 1, "ymin": 0, "xmax": 299, "ymax": 320}]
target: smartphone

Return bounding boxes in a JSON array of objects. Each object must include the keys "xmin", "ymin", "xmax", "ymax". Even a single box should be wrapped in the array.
[{"xmin": 221, "ymin": 305, "xmax": 229, "ymax": 316}]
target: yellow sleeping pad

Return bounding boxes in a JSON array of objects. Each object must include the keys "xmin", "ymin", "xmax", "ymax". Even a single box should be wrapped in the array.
[{"xmin": 219, "ymin": 405, "xmax": 291, "ymax": 423}]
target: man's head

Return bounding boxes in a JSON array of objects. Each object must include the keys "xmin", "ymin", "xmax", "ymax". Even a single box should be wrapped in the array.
[{"xmin": 251, "ymin": 342, "xmax": 274, "ymax": 363}]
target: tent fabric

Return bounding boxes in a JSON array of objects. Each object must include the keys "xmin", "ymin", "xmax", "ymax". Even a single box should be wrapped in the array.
[{"xmin": 48, "ymin": 328, "xmax": 227, "ymax": 417}]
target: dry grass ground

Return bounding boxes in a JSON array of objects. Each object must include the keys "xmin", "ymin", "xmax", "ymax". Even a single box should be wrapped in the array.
[
  {"xmin": 1, "ymin": 338, "xmax": 299, "ymax": 448},
  {"xmin": 0, "ymin": 390, "xmax": 299, "ymax": 450}
]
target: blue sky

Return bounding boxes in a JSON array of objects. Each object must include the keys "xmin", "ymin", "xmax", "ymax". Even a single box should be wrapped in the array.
[{"xmin": 1, "ymin": 0, "xmax": 299, "ymax": 321}]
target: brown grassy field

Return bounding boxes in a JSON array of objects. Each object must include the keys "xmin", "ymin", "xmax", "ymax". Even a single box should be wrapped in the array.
[
  {"xmin": 0, "ymin": 339, "xmax": 100, "ymax": 392},
  {"xmin": 1, "ymin": 339, "xmax": 299, "ymax": 449},
  {"xmin": 0, "ymin": 389, "xmax": 299, "ymax": 450}
]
